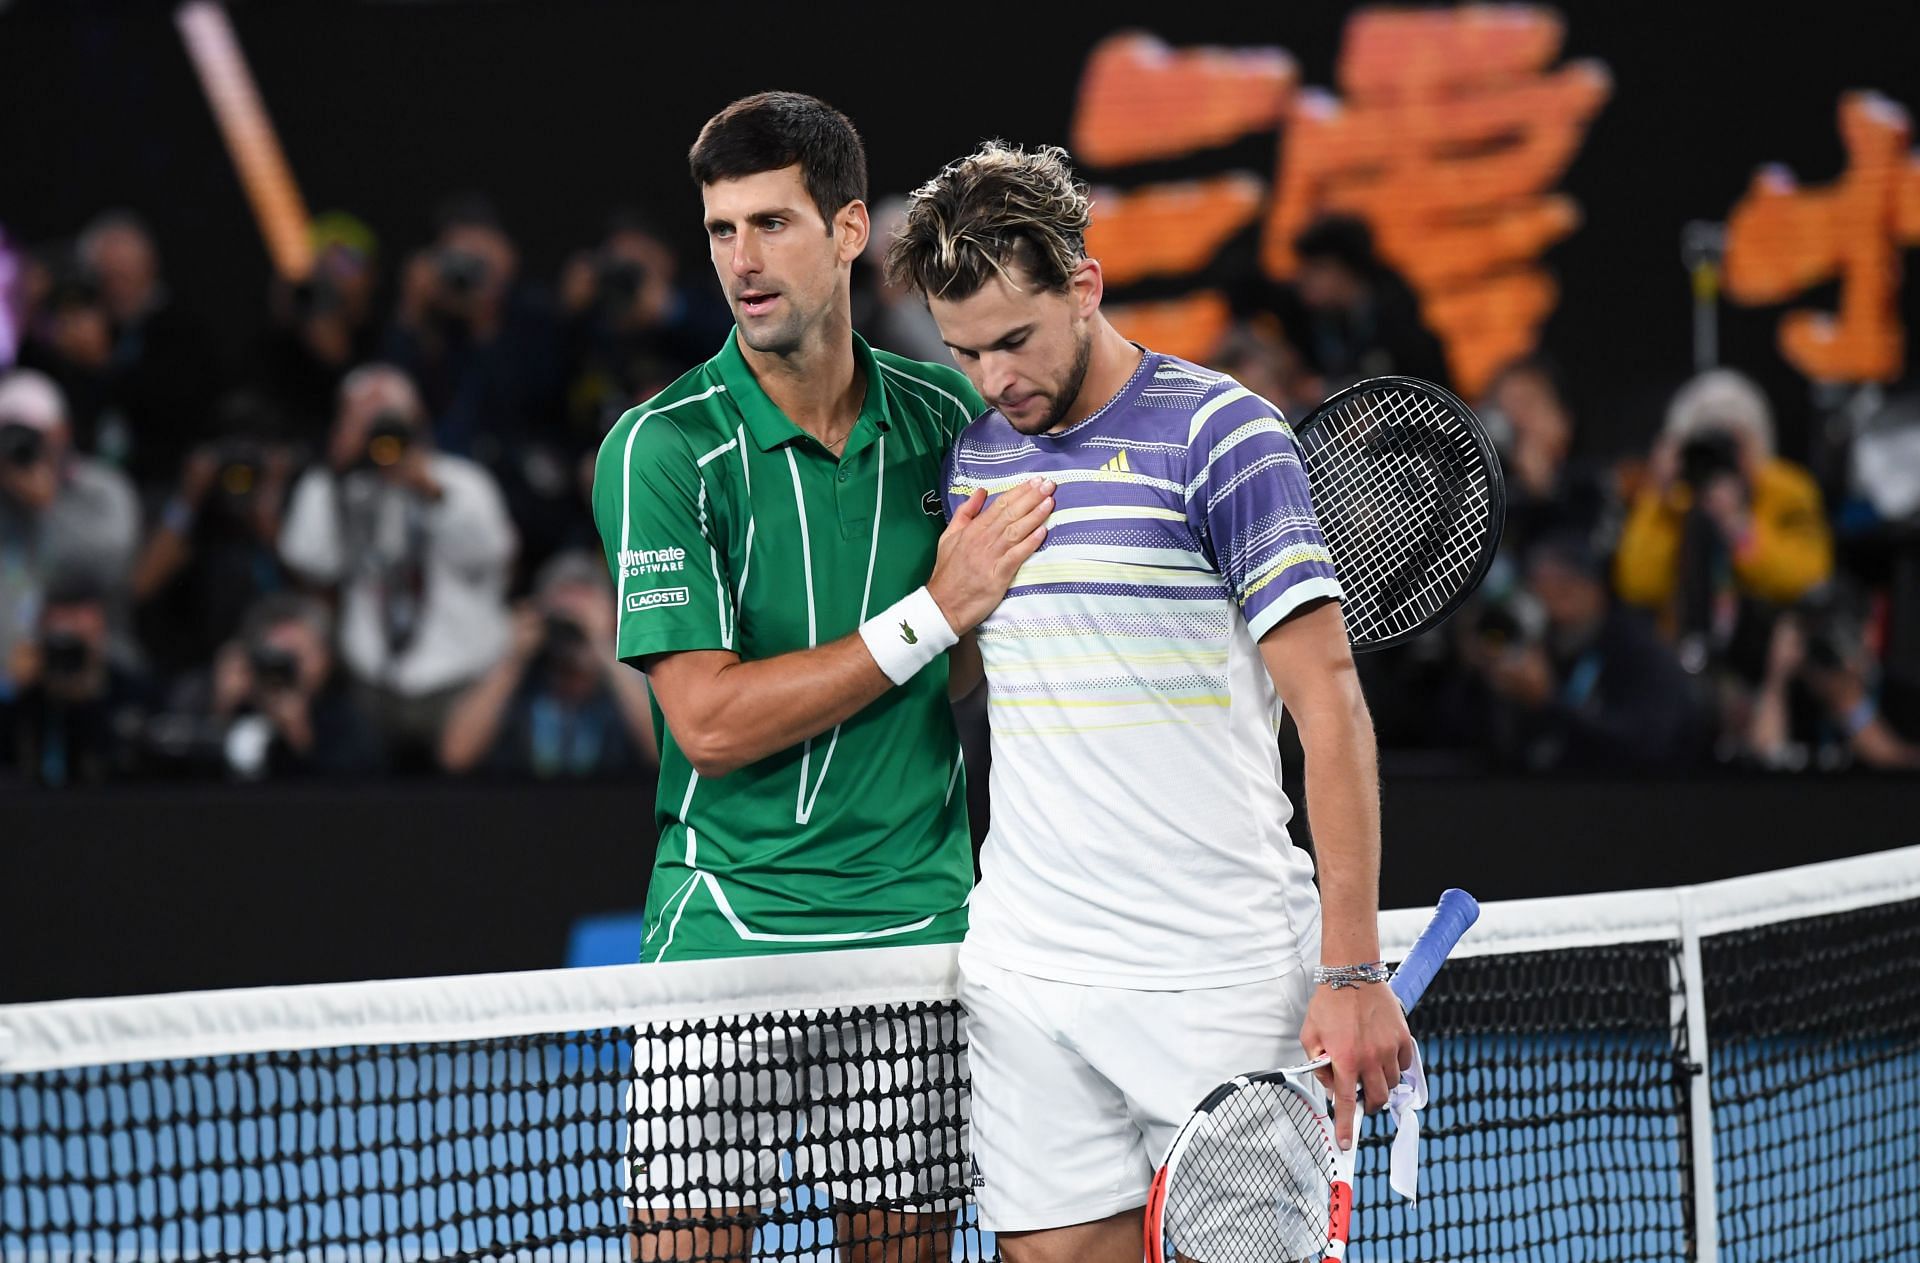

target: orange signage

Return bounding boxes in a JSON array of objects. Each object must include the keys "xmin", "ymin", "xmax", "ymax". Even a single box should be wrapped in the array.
[
  {"xmin": 1724, "ymin": 92, "xmax": 1920, "ymax": 384},
  {"xmin": 1075, "ymin": 9, "xmax": 1609, "ymax": 397}
]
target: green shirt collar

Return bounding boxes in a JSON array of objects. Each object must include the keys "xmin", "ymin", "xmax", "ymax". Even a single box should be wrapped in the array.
[{"xmin": 712, "ymin": 328, "xmax": 890, "ymax": 454}]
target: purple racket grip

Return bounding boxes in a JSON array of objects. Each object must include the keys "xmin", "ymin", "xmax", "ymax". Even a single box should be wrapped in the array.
[{"xmin": 1389, "ymin": 888, "xmax": 1481, "ymax": 1013}]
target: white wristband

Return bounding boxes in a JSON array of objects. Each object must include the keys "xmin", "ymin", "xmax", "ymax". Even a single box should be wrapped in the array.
[{"xmin": 859, "ymin": 586, "xmax": 959, "ymax": 685}]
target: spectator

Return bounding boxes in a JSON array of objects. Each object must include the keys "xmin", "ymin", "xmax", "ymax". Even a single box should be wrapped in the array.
[
  {"xmin": 189, "ymin": 593, "xmax": 386, "ymax": 779},
  {"xmin": 1461, "ymin": 532, "xmax": 1703, "ymax": 770},
  {"xmin": 439, "ymin": 550, "xmax": 656, "ymax": 778},
  {"xmin": 251, "ymin": 212, "xmax": 385, "ymax": 447},
  {"xmin": 1210, "ymin": 312, "xmax": 1327, "ymax": 422},
  {"xmin": 130, "ymin": 391, "xmax": 296, "ymax": 682},
  {"xmin": 1217, "ymin": 277, "xmax": 1330, "ymax": 420},
  {"xmin": 278, "ymin": 364, "xmax": 516, "ymax": 766},
  {"xmin": 383, "ymin": 193, "xmax": 565, "ymax": 466},
  {"xmin": 1290, "ymin": 214, "xmax": 1452, "ymax": 390},
  {"xmin": 0, "ymin": 369, "xmax": 140, "ymax": 698},
  {"xmin": 852, "ymin": 196, "xmax": 951, "ymax": 364},
  {"xmin": 559, "ymin": 209, "xmax": 717, "ymax": 440},
  {"xmin": 1743, "ymin": 589, "xmax": 1920, "ymax": 771},
  {"xmin": 1, "ymin": 576, "xmax": 148, "ymax": 786},
  {"xmin": 1614, "ymin": 370, "xmax": 1833, "ymax": 671},
  {"xmin": 19, "ymin": 212, "xmax": 222, "ymax": 495},
  {"xmin": 1481, "ymin": 355, "xmax": 1614, "ymax": 558},
  {"xmin": 542, "ymin": 211, "xmax": 720, "ymax": 571}
]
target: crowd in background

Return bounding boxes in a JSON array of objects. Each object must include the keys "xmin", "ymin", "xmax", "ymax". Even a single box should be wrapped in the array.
[{"xmin": 1, "ymin": 199, "xmax": 1915, "ymax": 787}]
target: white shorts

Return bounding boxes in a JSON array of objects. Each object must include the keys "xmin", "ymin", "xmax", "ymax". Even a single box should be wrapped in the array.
[
  {"xmin": 958, "ymin": 955, "xmax": 1313, "ymax": 1233},
  {"xmin": 627, "ymin": 1007, "xmax": 967, "ymax": 1213}
]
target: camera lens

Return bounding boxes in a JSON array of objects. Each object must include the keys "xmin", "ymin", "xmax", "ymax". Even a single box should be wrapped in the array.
[
  {"xmin": 596, "ymin": 258, "xmax": 646, "ymax": 308},
  {"xmin": 248, "ymin": 644, "xmax": 301, "ymax": 691},
  {"xmin": 0, "ymin": 422, "xmax": 45, "ymax": 468},
  {"xmin": 1679, "ymin": 431, "xmax": 1741, "ymax": 487},
  {"xmin": 435, "ymin": 249, "xmax": 490, "ymax": 296},
  {"xmin": 43, "ymin": 630, "xmax": 91, "ymax": 676},
  {"xmin": 363, "ymin": 412, "xmax": 415, "ymax": 469}
]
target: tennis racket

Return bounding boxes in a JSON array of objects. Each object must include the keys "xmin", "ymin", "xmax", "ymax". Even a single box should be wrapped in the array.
[
  {"xmin": 1295, "ymin": 377, "xmax": 1506, "ymax": 652},
  {"xmin": 1144, "ymin": 888, "xmax": 1481, "ymax": 1263}
]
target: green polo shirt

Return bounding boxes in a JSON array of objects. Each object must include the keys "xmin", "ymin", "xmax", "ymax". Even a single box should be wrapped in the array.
[{"xmin": 592, "ymin": 330, "xmax": 985, "ymax": 961}]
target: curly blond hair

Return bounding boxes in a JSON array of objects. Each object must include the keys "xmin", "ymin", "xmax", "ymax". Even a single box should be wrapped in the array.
[{"xmin": 885, "ymin": 141, "xmax": 1092, "ymax": 299}]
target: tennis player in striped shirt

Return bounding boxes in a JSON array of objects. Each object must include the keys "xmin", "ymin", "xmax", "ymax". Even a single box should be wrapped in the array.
[{"xmin": 887, "ymin": 142, "xmax": 1414, "ymax": 1263}]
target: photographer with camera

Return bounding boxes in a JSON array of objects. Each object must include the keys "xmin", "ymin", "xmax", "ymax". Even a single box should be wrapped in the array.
[
  {"xmin": 1460, "ymin": 531, "xmax": 1704, "ymax": 770},
  {"xmin": 1290, "ymin": 214, "xmax": 1453, "ymax": 391},
  {"xmin": 559, "ymin": 209, "xmax": 714, "ymax": 417},
  {"xmin": 438, "ymin": 550, "xmax": 655, "ymax": 778},
  {"xmin": 17, "ymin": 213, "xmax": 222, "ymax": 496},
  {"xmin": 181, "ymin": 592, "xmax": 385, "ymax": 780},
  {"xmin": 0, "ymin": 369, "xmax": 141, "ymax": 700},
  {"xmin": 252, "ymin": 212, "xmax": 384, "ymax": 447},
  {"xmin": 1, "ymin": 575, "xmax": 149, "ymax": 787},
  {"xmin": 384, "ymin": 194, "xmax": 565, "ymax": 466},
  {"xmin": 1742, "ymin": 586, "xmax": 1920, "ymax": 771},
  {"xmin": 1615, "ymin": 370, "xmax": 1833, "ymax": 672},
  {"xmin": 544, "ymin": 212, "xmax": 718, "ymax": 571},
  {"xmin": 130, "ymin": 391, "xmax": 296, "ymax": 682},
  {"xmin": 1480, "ymin": 355, "xmax": 1614, "ymax": 559},
  {"xmin": 278, "ymin": 364, "xmax": 516, "ymax": 768}
]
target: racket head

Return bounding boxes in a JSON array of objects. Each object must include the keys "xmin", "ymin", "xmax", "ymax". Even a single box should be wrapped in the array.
[
  {"xmin": 1294, "ymin": 375, "xmax": 1507, "ymax": 652},
  {"xmin": 1145, "ymin": 1067, "xmax": 1355, "ymax": 1263}
]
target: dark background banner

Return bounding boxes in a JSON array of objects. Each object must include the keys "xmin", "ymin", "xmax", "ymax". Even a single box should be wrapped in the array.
[
  {"xmin": 4, "ymin": 775, "xmax": 1912, "ymax": 1003},
  {"xmin": 4, "ymin": 1, "xmax": 1917, "ymax": 454}
]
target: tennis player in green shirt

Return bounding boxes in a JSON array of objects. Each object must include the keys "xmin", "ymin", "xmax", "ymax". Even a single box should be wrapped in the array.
[{"xmin": 592, "ymin": 92, "xmax": 1051, "ymax": 1261}]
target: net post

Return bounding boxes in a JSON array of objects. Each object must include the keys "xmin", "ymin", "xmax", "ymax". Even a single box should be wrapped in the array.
[{"xmin": 1675, "ymin": 887, "xmax": 1720, "ymax": 1263}]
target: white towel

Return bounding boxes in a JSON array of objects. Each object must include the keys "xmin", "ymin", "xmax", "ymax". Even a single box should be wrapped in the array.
[{"xmin": 1387, "ymin": 1040, "xmax": 1429, "ymax": 1201}]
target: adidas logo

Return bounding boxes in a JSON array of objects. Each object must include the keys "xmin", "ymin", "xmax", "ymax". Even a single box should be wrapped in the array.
[{"xmin": 1098, "ymin": 449, "xmax": 1131, "ymax": 474}]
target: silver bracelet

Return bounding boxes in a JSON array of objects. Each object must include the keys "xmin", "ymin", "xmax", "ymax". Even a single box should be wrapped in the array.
[{"xmin": 1313, "ymin": 961, "xmax": 1392, "ymax": 989}]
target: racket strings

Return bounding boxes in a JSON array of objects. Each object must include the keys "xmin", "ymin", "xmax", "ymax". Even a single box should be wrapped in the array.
[
  {"xmin": 1313, "ymin": 391, "xmax": 1486, "ymax": 635},
  {"xmin": 1314, "ymin": 392, "xmax": 1490, "ymax": 639},
  {"xmin": 1160, "ymin": 1081, "xmax": 1336, "ymax": 1263},
  {"xmin": 1300, "ymin": 384, "xmax": 1498, "ymax": 649}
]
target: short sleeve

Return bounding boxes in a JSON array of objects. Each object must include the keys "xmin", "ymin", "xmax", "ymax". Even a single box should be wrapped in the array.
[
  {"xmin": 1185, "ymin": 388, "xmax": 1343, "ymax": 641},
  {"xmin": 592, "ymin": 409, "xmax": 735, "ymax": 665}
]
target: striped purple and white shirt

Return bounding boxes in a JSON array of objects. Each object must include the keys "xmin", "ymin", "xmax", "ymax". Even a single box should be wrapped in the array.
[{"xmin": 946, "ymin": 350, "xmax": 1341, "ymax": 989}]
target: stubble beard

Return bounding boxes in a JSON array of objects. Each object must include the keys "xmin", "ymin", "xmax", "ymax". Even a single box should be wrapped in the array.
[{"xmin": 1020, "ymin": 326, "xmax": 1094, "ymax": 436}]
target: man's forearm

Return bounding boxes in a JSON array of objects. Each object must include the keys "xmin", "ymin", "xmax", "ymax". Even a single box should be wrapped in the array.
[
  {"xmin": 648, "ymin": 634, "xmax": 893, "ymax": 778},
  {"xmin": 440, "ymin": 656, "xmax": 528, "ymax": 772},
  {"xmin": 1299, "ymin": 684, "xmax": 1385, "ymax": 965}
]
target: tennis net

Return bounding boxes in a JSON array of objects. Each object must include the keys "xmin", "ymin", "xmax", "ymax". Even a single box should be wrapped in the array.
[{"xmin": 2, "ymin": 846, "xmax": 1916, "ymax": 1261}]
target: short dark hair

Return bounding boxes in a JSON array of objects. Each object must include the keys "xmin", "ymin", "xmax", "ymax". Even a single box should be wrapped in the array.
[
  {"xmin": 432, "ymin": 191, "xmax": 505, "ymax": 236},
  {"xmin": 242, "ymin": 592, "xmax": 333, "ymax": 646},
  {"xmin": 1528, "ymin": 529, "xmax": 1606, "ymax": 584},
  {"xmin": 688, "ymin": 92, "xmax": 868, "ymax": 231},
  {"xmin": 1489, "ymin": 352, "xmax": 1568, "ymax": 402},
  {"xmin": 42, "ymin": 572, "xmax": 108, "ymax": 609},
  {"xmin": 1293, "ymin": 215, "xmax": 1381, "ymax": 278}
]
